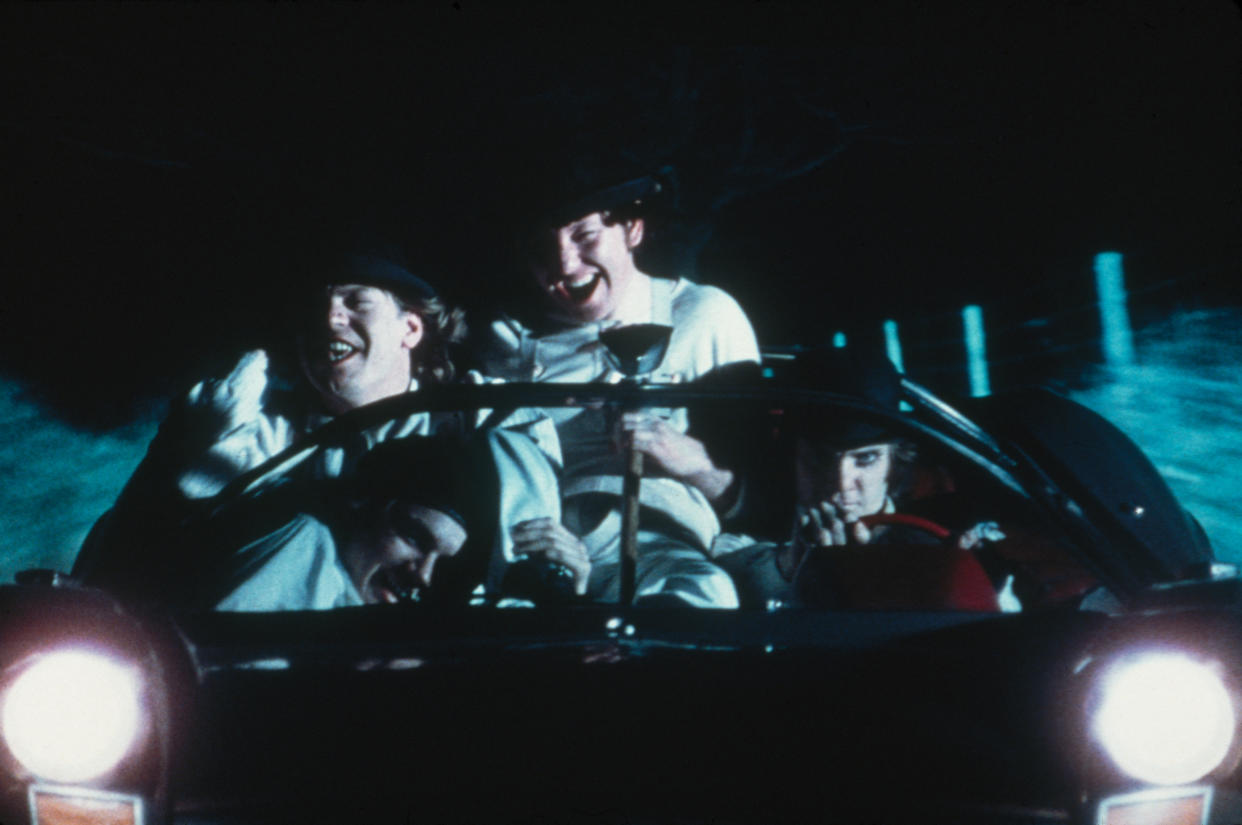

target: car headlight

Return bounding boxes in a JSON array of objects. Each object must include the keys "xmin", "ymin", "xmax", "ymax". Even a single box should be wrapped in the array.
[
  {"xmin": 0, "ymin": 647, "xmax": 144, "ymax": 783},
  {"xmin": 1092, "ymin": 651, "xmax": 1235, "ymax": 785}
]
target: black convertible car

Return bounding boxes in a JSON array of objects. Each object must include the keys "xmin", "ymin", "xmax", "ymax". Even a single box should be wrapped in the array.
[{"xmin": 0, "ymin": 368, "xmax": 1238, "ymax": 825}]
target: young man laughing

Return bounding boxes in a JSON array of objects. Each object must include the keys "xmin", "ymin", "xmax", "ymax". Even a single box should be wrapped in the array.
[
  {"xmin": 205, "ymin": 433, "xmax": 591, "ymax": 611},
  {"xmin": 476, "ymin": 167, "xmax": 760, "ymax": 607},
  {"xmin": 75, "ymin": 251, "xmax": 466, "ymax": 590}
]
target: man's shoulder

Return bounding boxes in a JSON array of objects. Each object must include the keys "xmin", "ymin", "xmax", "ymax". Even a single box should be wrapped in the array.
[
  {"xmin": 662, "ymin": 277, "xmax": 757, "ymax": 356},
  {"xmin": 236, "ymin": 512, "xmax": 335, "ymax": 563},
  {"xmin": 275, "ymin": 511, "xmax": 334, "ymax": 541},
  {"xmin": 213, "ymin": 512, "xmax": 355, "ymax": 612},
  {"xmin": 666, "ymin": 277, "xmax": 749, "ymax": 319}
]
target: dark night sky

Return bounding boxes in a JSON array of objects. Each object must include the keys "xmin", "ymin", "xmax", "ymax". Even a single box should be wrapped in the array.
[{"xmin": 2, "ymin": 1, "xmax": 1239, "ymax": 425}]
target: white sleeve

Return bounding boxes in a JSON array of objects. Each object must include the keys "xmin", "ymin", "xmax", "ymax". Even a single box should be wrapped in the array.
[
  {"xmin": 708, "ymin": 290, "xmax": 760, "ymax": 368},
  {"xmin": 673, "ymin": 282, "xmax": 760, "ymax": 372},
  {"xmin": 214, "ymin": 516, "xmax": 364, "ymax": 612},
  {"xmin": 183, "ymin": 349, "xmax": 271, "ymax": 440},
  {"xmin": 175, "ymin": 350, "xmax": 296, "ymax": 498},
  {"xmin": 483, "ymin": 427, "xmax": 564, "ymax": 594}
]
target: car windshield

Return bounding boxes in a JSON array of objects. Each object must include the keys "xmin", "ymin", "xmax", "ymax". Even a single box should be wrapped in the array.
[{"xmin": 73, "ymin": 384, "xmax": 1112, "ymax": 618}]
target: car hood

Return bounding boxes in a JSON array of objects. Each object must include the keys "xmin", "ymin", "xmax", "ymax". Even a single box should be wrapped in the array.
[
  {"xmin": 168, "ymin": 605, "xmax": 1108, "ymax": 823},
  {"xmin": 962, "ymin": 388, "xmax": 1215, "ymax": 590}
]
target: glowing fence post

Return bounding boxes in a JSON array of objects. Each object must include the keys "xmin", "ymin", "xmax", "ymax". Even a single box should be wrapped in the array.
[
  {"xmin": 833, "ymin": 331, "xmax": 847, "ymax": 348},
  {"xmin": 882, "ymin": 320, "xmax": 904, "ymax": 373},
  {"xmin": 962, "ymin": 304, "xmax": 991, "ymax": 397},
  {"xmin": 1094, "ymin": 251, "xmax": 1135, "ymax": 367},
  {"xmin": 883, "ymin": 321, "xmax": 913, "ymax": 411}
]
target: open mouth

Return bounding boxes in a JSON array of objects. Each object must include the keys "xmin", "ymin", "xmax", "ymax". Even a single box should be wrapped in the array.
[
  {"xmin": 327, "ymin": 339, "xmax": 360, "ymax": 364},
  {"xmin": 556, "ymin": 273, "xmax": 602, "ymax": 304},
  {"xmin": 372, "ymin": 567, "xmax": 420, "ymax": 604}
]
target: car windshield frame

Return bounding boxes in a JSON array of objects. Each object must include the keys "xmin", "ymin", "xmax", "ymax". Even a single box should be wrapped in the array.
[{"xmin": 175, "ymin": 376, "xmax": 1203, "ymax": 614}]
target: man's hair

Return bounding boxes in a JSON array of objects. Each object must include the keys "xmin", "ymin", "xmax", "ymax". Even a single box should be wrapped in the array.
[
  {"xmin": 393, "ymin": 292, "xmax": 467, "ymax": 384},
  {"xmin": 343, "ymin": 435, "xmax": 469, "ymax": 514}
]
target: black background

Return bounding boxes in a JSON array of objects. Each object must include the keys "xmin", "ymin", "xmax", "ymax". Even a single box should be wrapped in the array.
[{"xmin": 2, "ymin": 1, "xmax": 1238, "ymax": 427}]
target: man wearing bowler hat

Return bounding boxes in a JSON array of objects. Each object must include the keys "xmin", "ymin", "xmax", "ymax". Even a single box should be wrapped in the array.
[
  {"xmin": 76, "ymin": 247, "xmax": 468, "ymax": 588},
  {"xmin": 475, "ymin": 162, "xmax": 760, "ymax": 607},
  {"xmin": 714, "ymin": 346, "xmax": 1012, "ymax": 610}
]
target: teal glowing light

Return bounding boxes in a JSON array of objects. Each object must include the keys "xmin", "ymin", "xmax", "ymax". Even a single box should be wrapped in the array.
[
  {"xmin": 882, "ymin": 320, "xmax": 904, "ymax": 373},
  {"xmin": 962, "ymin": 304, "xmax": 990, "ymax": 397},
  {"xmin": 1095, "ymin": 252, "xmax": 1135, "ymax": 367},
  {"xmin": 833, "ymin": 331, "xmax": 847, "ymax": 348}
]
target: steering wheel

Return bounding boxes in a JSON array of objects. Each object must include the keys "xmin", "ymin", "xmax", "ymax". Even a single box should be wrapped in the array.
[
  {"xmin": 802, "ymin": 513, "xmax": 999, "ymax": 611},
  {"xmin": 858, "ymin": 513, "xmax": 952, "ymax": 541}
]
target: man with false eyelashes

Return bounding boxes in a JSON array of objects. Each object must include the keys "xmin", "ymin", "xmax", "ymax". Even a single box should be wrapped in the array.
[
  {"xmin": 474, "ymin": 164, "xmax": 760, "ymax": 608},
  {"xmin": 714, "ymin": 347, "xmax": 1011, "ymax": 611},
  {"xmin": 207, "ymin": 436, "xmax": 592, "ymax": 611},
  {"xmin": 74, "ymin": 249, "xmax": 468, "ymax": 591},
  {"xmin": 774, "ymin": 426, "xmax": 1010, "ymax": 610},
  {"xmin": 774, "ymin": 431, "xmax": 926, "ymax": 583},
  {"xmin": 714, "ymin": 421, "xmax": 926, "ymax": 609}
]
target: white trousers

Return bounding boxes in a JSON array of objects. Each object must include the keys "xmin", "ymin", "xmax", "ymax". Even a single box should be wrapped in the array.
[{"xmin": 488, "ymin": 429, "xmax": 738, "ymax": 608}]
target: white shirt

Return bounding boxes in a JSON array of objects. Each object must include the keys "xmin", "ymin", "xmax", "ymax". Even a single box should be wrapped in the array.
[
  {"xmin": 479, "ymin": 276, "xmax": 760, "ymax": 552},
  {"xmin": 214, "ymin": 514, "xmax": 364, "ymax": 611}
]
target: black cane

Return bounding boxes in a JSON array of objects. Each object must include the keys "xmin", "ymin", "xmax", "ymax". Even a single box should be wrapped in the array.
[{"xmin": 598, "ymin": 323, "xmax": 673, "ymax": 605}]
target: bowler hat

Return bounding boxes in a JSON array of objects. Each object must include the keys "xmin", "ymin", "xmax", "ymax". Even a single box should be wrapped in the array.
[
  {"xmin": 351, "ymin": 435, "xmax": 473, "ymax": 529},
  {"xmin": 509, "ymin": 141, "xmax": 677, "ymax": 235},
  {"xmin": 536, "ymin": 167, "xmax": 673, "ymax": 229},
  {"xmin": 787, "ymin": 346, "xmax": 904, "ymax": 449},
  {"xmin": 323, "ymin": 252, "xmax": 439, "ymax": 305}
]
